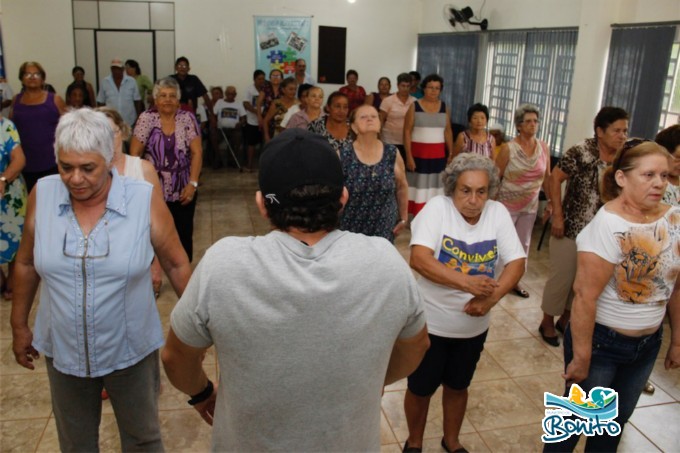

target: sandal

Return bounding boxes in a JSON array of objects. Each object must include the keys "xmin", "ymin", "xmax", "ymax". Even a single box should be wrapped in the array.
[{"xmin": 512, "ymin": 287, "xmax": 530, "ymax": 298}]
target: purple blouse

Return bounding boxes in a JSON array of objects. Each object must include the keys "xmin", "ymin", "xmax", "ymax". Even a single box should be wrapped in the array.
[
  {"xmin": 133, "ymin": 108, "xmax": 200, "ymax": 202},
  {"xmin": 11, "ymin": 92, "xmax": 60, "ymax": 172}
]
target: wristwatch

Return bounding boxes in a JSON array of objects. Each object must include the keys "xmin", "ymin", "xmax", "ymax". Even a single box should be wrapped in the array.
[{"xmin": 189, "ymin": 180, "xmax": 198, "ymax": 189}]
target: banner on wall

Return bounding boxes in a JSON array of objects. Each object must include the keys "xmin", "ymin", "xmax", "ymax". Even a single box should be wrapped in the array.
[{"xmin": 254, "ymin": 16, "xmax": 312, "ymax": 76}]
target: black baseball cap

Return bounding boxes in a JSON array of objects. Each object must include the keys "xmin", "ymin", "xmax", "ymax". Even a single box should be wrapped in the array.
[{"xmin": 258, "ymin": 129, "xmax": 343, "ymax": 205}]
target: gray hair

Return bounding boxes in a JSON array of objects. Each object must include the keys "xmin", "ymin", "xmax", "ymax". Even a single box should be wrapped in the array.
[
  {"xmin": 54, "ymin": 108, "xmax": 114, "ymax": 164},
  {"xmin": 442, "ymin": 153, "xmax": 500, "ymax": 198},
  {"xmin": 514, "ymin": 103, "xmax": 540, "ymax": 132},
  {"xmin": 152, "ymin": 77, "xmax": 181, "ymax": 100}
]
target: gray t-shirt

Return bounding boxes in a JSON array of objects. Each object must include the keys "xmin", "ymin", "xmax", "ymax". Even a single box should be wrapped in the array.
[{"xmin": 171, "ymin": 229, "xmax": 425, "ymax": 452}]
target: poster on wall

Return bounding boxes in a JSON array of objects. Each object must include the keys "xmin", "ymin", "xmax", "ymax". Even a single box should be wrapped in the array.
[{"xmin": 254, "ymin": 16, "xmax": 312, "ymax": 76}]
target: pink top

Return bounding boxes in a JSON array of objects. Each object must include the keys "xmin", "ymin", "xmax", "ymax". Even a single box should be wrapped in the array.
[{"xmin": 497, "ymin": 140, "xmax": 548, "ymax": 214}]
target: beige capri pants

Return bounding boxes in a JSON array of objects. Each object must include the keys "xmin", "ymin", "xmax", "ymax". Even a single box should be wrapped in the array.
[{"xmin": 540, "ymin": 235, "xmax": 577, "ymax": 316}]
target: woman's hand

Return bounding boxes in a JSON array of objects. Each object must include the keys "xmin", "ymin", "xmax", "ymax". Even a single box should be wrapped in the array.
[
  {"xmin": 12, "ymin": 326, "xmax": 40, "ymax": 370},
  {"xmin": 179, "ymin": 184, "xmax": 197, "ymax": 206},
  {"xmin": 463, "ymin": 295, "xmax": 495, "ymax": 317},
  {"xmin": 542, "ymin": 203, "xmax": 553, "ymax": 224},
  {"xmin": 463, "ymin": 274, "xmax": 499, "ymax": 298},
  {"xmin": 406, "ymin": 156, "xmax": 416, "ymax": 172},
  {"xmin": 665, "ymin": 344, "xmax": 680, "ymax": 370},
  {"xmin": 563, "ymin": 357, "xmax": 590, "ymax": 384},
  {"xmin": 392, "ymin": 219, "xmax": 408, "ymax": 237},
  {"xmin": 550, "ymin": 212, "xmax": 565, "ymax": 238}
]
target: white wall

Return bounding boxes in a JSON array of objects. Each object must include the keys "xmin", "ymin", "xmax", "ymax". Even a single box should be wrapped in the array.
[
  {"xmin": 2, "ymin": 0, "xmax": 421, "ymax": 101},
  {"xmin": 421, "ymin": 0, "xmax": 680, "ymax": 148},
  {"xmin": 2, "ymin": 0, "xmax": 76, "ymax": 96},
  {"xmin": 2, "ymin": 0, "xmax": 678, "ymax": 145}
]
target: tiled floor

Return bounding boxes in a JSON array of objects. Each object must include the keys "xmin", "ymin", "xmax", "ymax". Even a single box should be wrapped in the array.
[{"xmin": 1, "ymin": 167, "xmax": 678, "ymax": 452}]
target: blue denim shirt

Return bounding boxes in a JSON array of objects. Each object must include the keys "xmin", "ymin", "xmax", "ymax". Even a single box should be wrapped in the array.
[{"xmin": 32, "ymin": 170, "xmax": 162, "ymax": 378}]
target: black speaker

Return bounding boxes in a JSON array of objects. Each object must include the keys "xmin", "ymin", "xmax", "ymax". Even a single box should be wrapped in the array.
[{"xmin": 317, "ymin": 26, "xmax": 346, "ymax": 84}]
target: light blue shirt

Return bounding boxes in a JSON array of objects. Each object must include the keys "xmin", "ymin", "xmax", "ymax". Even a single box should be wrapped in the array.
[
  {"xmin": 97, "ymin": 74, "xmax": 141, "ymax": 127},
  {"xmin": 32, "ymin": 170, "xmax": 161, "ymax": 378}
]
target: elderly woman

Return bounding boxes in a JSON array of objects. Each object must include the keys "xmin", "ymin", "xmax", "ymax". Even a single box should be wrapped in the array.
[
  {"xmin": 339, "ymin": 69, "xmax": 366, "ymax": 112},
  {"xmin": 0, "ymin": 116, "xmax": 26, "ymax": 300},
  {"xmin": 539, "ymin": 107, "xmax": 629, "ymax": 346},
  {"xmin": 262, "ymin": 77, "xmax": 298, "ymax": 142},
  {"xmin": 404, "ymin": 153, "xmax": 526, "ymax": 453},
  {"xmin": 403, "ymin": 74, "xmax": 455, "ymax": 216},
  {"xmin": 130, "ymin": 77, "xmax": 203, "ymax": 261},
  {"xmin": 287, "ymin": 86, "xmax": 324, "ymax": 130},
  {"xmin": 365, "ymin": 76, "xmax": 391, "ymax": 111},
  {"xmin": 256, "ymin": 68, "xmax": 283, "ymax": 129},
  {"xmin": 496, "ymin": 104, "xmax": 550, "ymax": 299},
  {"xmin": 543, "ymin": 142, "xmax": 680, "ymax": 452},
  {"xmin": 10, "ymin": 61, "xmax": 66, "ymax": 192},
  {"xmin": 451, "ymin": 103, "xmax": 496, "ymax": 160},
  {"xmin": 380, "ymin": 73, "xmax": 416, "ymax": 162},
  {"xmin": 308, "ymin": 91, "xmax": 352, "ymax": 153},
  {"xmin": 10, "ymin": 109, "xmax": 191, "ymax": 452},
  {"xmin": 339, "ymin": 105, "xmax": 408, "ymax": 242},
  {"xmin": 98, "ymin": 107, "xmax": 163, "ymax": 296}
]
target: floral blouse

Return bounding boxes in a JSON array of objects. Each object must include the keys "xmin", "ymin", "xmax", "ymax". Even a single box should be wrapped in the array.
[{"xmin": 133, "ymin": 108, "xmax": 200, "ymax": 202}]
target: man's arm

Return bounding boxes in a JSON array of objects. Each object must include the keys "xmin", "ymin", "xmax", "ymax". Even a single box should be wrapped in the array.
[
  {"xmin": 384, "ymin": 326, "xmax": 430, "ymax": 386},
  {"xmin": 161, "ymin": 328, "xmax": 216, "ymax": 425}
]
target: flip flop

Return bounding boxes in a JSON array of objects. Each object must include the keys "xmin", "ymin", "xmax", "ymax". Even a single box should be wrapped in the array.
[{"xmin": 512, "ymin": 287, "xmax": 530, "ymax": 298}]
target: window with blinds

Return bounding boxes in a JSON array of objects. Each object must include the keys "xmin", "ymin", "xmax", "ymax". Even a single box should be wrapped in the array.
[{"xmin": 483, "ymin": 29, "xmax": 578, "ymax": 156}]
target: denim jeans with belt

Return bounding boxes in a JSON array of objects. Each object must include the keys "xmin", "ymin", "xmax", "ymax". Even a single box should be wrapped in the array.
[{"xmin": 543, "ymin": 322, "xmax": 662, "ymax": 453}]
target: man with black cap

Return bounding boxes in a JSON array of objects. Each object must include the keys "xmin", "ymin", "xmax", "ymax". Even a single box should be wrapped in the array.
[{"xmin": 162, "ymin": 128, "xmax": 429, "ymax": 451}]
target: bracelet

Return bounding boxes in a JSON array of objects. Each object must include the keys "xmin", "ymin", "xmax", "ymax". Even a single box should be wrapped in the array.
[{"xmin": 188, "ymin": 379, "xmax": 214, "ymax": 406}]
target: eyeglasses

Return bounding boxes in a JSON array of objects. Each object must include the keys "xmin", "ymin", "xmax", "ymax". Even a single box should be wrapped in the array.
[
  {"xmin": 176, "ymin": 64, "xmax": 189, "ymax": 69},
  {"xmin": 63, "ymin": 222, "xmax": 110, "ymax": 259},
  {"xmin": 23, "ymin": 72, "xmax": 43, "ymax": 79}
]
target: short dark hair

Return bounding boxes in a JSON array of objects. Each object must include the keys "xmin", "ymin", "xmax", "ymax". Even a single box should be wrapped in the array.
[
  {"xmin": 593, "ymin": 107, "xmax": 629, "ymax": 135},
  {"xmin": 326, "ymin": 91, "xmax": 349, "ymax": 108},
  {"xmin": 655, "ymin": 124, "xmax": 680, "ymax": 154},
  {"xmin": 467, "ymin": 103, "xmax": 489, "ymax": 122},
  {"xmin": 265, "ymin": 185, "xmax": 342, "ymax": 232},
  {"xmin": 377, "ymin": 76, "xmax": 391, "ymax": 87},
  {"xmin": 281, "ymin": 77, "xmax": 297, "ymax": 90},
  {"xmin": 346, "ymin": 69, "xmax": 358, "ymax": 79},
  {"xmin": 298, "ymin": 83, "xmax": 313, "ymax": 99},
  {"xmin": 397, "ymin": 73, "xmax": 411, "ymax": 85},
  {"xmin": 175, "ymin": 56, "xmax": 189, "ymax": 66},
  {"xmin": 125, "ymin": 59, "xmax": 141, "ymax": 75},
  {"xmin": 409, "ymin": 71, "xmax": 421, "ymax": 81},
  {"xmin": 420, "ymin": 73, "xmax": 444, "ymax": 91},
  {"xmin": 72, "ymin": 66, "xmax": 85, "ymax": 75},
  {"xmin": 253, "ymin": 69, "xmax": 265, "ymax": 79}
]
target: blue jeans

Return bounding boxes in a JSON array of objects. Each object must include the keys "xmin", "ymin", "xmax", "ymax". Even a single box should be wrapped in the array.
[{"xmin": 543, "ymin": 322, "xmax": 662, "ymax": 453}]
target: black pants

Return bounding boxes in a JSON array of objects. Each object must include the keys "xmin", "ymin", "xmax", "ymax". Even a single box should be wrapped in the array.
[{"xmin": 167, "ymin": 195, "xmax": 197, "ymax": 262}]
